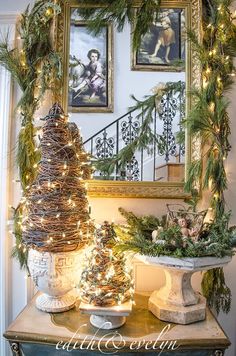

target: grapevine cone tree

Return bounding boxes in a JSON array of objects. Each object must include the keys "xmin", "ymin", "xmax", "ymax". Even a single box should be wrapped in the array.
[
  {"xmin": 22, "ymin": 103, "xmax": 93, "ymax": 252},
  {"xmin": 80, "ymin": 221, "xmax": 134, "ymax": 306}
]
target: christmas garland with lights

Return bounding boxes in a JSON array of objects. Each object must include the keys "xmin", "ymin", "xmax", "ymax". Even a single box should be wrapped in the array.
[
  {"xmin": 185, "ymin": 0, "xmax": 236, "ymax": 313},
  {"xmin": 0, "ymin": 0, "xmax": 62, "ymax": 268}
]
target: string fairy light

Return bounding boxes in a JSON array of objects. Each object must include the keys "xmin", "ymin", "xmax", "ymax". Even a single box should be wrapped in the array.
[
  {"xmin": 79, "ymin": 221, "xmax": 134, "ymax": 307},
  {"xmin": 21, "ymin": 103, "xmax": 94, "ymax": 253}
]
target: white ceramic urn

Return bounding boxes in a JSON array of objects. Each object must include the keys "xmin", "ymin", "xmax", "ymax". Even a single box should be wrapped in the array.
[{"xmin": 28, "ymin": 248, "xmax": 82, "ymax": 313}]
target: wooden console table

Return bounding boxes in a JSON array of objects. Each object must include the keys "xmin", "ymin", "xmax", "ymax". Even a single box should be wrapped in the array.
[{"xmin": 4, "ymin": 293, "xmax": 230, "ymax": 355}]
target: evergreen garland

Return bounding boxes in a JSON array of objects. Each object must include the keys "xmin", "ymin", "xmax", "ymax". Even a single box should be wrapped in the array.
[
  {"xmin": 0, "ymin": 0, "xmax": 62, "ymax": 269},
  {"xmin": 185, "ymin": 0, "xmax": 236, "ymax": 313},
  {"xmin": 77, "ymin": 0, "xmax": 161, "ymax": 50}
]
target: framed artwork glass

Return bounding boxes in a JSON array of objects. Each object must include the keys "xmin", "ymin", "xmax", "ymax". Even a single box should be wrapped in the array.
[
  {"xmin": 131, "ymin": 8, "xmax": 186, "ymax": 72},
  {"xmin": 62, "ymin": 7, "xmax": 114, "ymax": 113}
]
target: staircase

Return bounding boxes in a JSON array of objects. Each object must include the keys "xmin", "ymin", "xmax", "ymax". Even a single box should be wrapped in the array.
[{"xmin": 83, "ymin": 84, "xmax": 185, "ymax": 182}]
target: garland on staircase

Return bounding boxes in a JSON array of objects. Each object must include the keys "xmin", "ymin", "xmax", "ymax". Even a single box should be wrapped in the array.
[
  {"xmin": 0, "ymin": 0, "xmax": 62, "ymax": 269},
  {"xmin": 95, "ymin": 81, "xmax": 185, "ymax": 176}
]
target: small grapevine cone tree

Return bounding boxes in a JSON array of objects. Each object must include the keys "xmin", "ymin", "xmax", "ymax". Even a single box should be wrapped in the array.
[{"xmin": 79, "ymin": 221, "xmax": 134, "ymax": 307}]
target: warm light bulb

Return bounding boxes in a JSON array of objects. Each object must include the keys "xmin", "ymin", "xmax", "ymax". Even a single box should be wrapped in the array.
[
  {"xmin": 209, "ymin": 102, "xmax": 215, "ymax": 112},
  {"xmin": 203, "ymin": 77, "xmax": 208, "ymax": 89}
]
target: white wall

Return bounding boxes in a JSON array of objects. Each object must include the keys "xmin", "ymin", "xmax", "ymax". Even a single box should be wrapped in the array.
[
  {"xmin": 0, "ymin": 0, "xmax": 33, "ymax": 13},
  {"xmin": 0, "ymin": 1, "xmax": 236, "ymax": 356}
]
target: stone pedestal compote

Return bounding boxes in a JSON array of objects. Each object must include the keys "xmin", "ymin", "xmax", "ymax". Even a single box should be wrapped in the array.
[{"xmin": 136, "ymin": 255, "xmax": 231, "ymax": 324}]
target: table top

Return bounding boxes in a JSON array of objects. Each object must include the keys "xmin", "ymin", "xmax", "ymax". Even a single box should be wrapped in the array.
[{"xmin": 4, "ymin": 293, "xmax": 230, "ymax": 352}]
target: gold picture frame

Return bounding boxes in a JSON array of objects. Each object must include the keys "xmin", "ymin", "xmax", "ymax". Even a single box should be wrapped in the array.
[
  {"xmin": 55, "ymin": 0, "xmax": 202, "ymax": 199},
  {"xmin": 56, "ymin": 1, "xmax": 113, "ymax": 113},
  {"xmin": 131, "ymin": 6, "xmax": 187, "ymax": 72}
]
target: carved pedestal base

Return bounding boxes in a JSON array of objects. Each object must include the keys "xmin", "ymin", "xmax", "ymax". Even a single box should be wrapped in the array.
[
  {"xmin": 90, "ymin": 315, "xmax": 126, "ymax": 329},
  {"xmin": 136, "ymin": 255, "xmax": 231, "ymax": 325},
  {"xmin": 148, "ymin": 267, "xmax": 206, "ymax": 324},
  {"xmin": 36, "ymin": 292, "xmax": 76, "ymax": 313},
  {"xmin": 80, "ymin": 300, "xmax": 132, "ymax": 329},
  {"xmin": 149, "ymin": 291, "xmax": 206, "ymax": 324}
]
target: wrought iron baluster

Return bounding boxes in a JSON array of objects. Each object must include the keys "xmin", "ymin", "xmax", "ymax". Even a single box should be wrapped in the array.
[
  {"xmin": 115, "ymin": 121, "xmax": 119, "ymax": 180},
  {"xmin": 153, "ymin": 107, "xmax": 157, "ymax": 181},
  {"xmin": 141, "ymin": 107, "xmax": 144, "ymax": 181},
  {"xmin": 158, "ymin": 92, "xmax": 177, "ymax": 163},
  {"xmin": 179, "ymin": 83, "xmax": 186, "ymax": 160},
  {"xmin": 121, "ymin": 113, "xmax": 140, "ymax": 181},
  {"xmin": 95, "ymin": 130, "xmax": 115, "ymax": 160},
  {"xmin": 91, "ymin": 138, "xmax": 93, "ymax": 156}
]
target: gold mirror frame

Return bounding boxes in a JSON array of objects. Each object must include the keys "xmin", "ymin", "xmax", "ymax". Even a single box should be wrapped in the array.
[{"xmin": 55, "ymin": 0, "xmax": 202, "ymax": 199}]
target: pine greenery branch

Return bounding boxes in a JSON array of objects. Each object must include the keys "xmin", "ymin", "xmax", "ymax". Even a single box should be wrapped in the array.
[
  {"xmin": 17, "ymin": 123, "xmax": 40, "ymax": 187},
  {"xmin": 118, "ymin": 207, "xmax": 165, "ymax": 240},
  {"xmin": 201, "ymin": 268, "xmax": 231, "ymax": 314},
  {"xmin": 0, "ymin": 41, "xmax": 25, "ymax": 89},
  {"xmin": 116, "ymin": 209, "xmax": 235, "ymax": 259},
  {"xmin": 11, "ymin": 204, "xmax": 29, "ymax": 271},
  {"xmin": 77, "ymin": 0, "xmax": 161, "ymax": 50},
  {"xmin": 0, "ymin": 0, "xmax": 62, "ymax": 269}
]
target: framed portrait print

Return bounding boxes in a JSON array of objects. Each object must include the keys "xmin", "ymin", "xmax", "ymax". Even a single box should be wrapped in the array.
[
  {"xmin": 131, "ymin": 8, "xmax": 186, "ymax": 72},
  {"xmin": 63, "ymin": 7, "xmax": 113, "ymax": 113}
]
